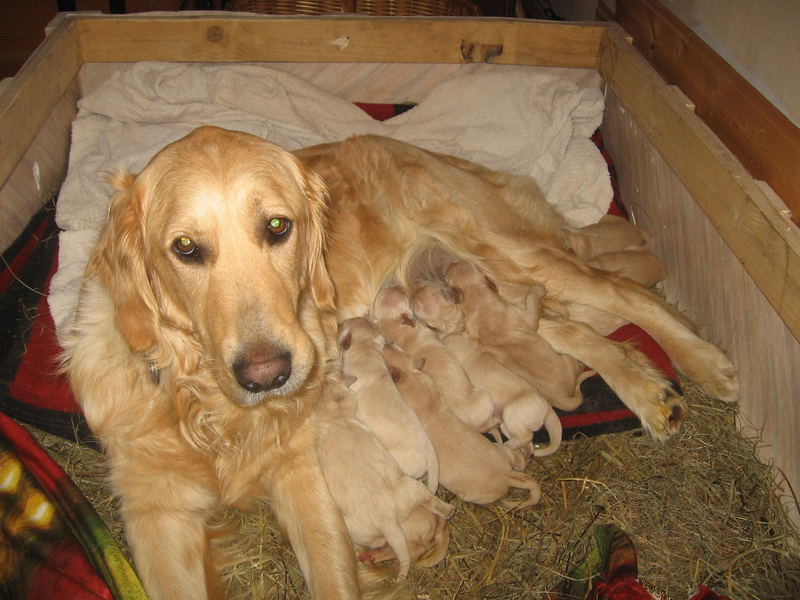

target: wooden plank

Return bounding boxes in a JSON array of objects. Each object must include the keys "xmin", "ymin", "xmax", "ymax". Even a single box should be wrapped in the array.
[
  {"xmin": 616, "ymin": 0, "xmax": 800, "ymax": 227},
  {"xmin": 0, "ymin": 79, "xmax": 79, "ymax": 252},
  {"xmin": 603, "ymin": 89, "xmax": 800, "ymax": 527},
  {"xmin": 597, "ymin": 26, "xmax": 800, "ymax": 343},
  {"xmin": 74, "ymin": 14, "xmax": 605, "ymax": 68},
  {"xmin": 0, "ymin": 16, "xmax": 82, "ymax": 191}
]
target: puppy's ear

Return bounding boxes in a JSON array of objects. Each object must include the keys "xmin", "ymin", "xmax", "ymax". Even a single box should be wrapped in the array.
[
  {"xmin": 90, "ymin": 172, "xmax": 160, "ymax": 355},
  {"xmin": 339, "ymin": 331, "xmax": 352, "ymax": 351},
  {"xmin": 294, "ymin": 160, "xmax": 336, "ymax": 312},
  {"xmin": 388, "ymin": 366, "xmax": 403, "ymax": 383}
]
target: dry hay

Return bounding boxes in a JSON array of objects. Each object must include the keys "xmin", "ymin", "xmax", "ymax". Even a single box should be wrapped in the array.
[{"xmin": 28, "ymin": 378, "xmax": 800, "ymax": 600}]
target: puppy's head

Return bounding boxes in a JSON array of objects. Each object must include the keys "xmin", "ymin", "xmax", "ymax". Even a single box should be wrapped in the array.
[
  {"xmin": 410, "ymin": 282, "xmax": 464, "ymax": 334},
  {"xmin": 93, "ymin": 126, "xmax": 335, "ymax": 407},
  {"xmin": 371, "ymin": 285, "xmax": 414, "ymax": 324}
]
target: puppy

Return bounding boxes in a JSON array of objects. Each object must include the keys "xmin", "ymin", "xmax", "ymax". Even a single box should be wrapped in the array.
[
  {"xmin": 561, "ymin": 214, "xmax": 652, "ymax": 259},
  {"xmin": 382, "ymin": 344, "xmax": 541, "ymax": 509},
  {"xmin": 445, "ymin": 260, "xmax": 587, "ymax": 412},
  {"xmin": 441, "ymin": 332, "xmax": 561, "ymax": 457},
  {"xmin": 371, "ymin": 286, "xmax": 497, "ymax": 432},
  {"xmin": 315, "ymin": 370, "xmax": 454, "ymax": 581},
  {"xmin": 358, "ymin": 504, "xmax": 451, "ymax": 570},
  {"xmin": 338, "ymin": 317, "xmax": 439, "ymax": 492},
  {"xmin": 587, "ymin": 250, "xmax": 668, "ymax": 288}
]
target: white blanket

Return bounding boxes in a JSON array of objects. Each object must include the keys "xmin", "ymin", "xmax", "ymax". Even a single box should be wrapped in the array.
[{"xmin": 50, "ymin": 62, "xmax": 611, "ymax": 341}]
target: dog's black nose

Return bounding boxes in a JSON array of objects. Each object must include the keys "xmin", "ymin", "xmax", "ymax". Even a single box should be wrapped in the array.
[{"xmin": 234, "ymin": 350, "xmax": 292, "ymax": 393}]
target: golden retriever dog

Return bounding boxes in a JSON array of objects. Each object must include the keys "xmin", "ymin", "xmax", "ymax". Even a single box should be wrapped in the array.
[
  {"xmin": 63, "ymin": 126, "xmax": 738, "ymax": 599},
  {"xmin": 382, "ymin": 344, "xmax": 541, "ymax": 509},
  {"xmin": 337, "ymin": 316, "xmax": 439, "ymax": 492},
  {"xmin": 315, "ymin": 371, "xmax": 454, "ymax": 581}
]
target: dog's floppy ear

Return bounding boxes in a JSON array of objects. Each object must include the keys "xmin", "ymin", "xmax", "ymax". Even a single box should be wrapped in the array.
[
  {"xmin": 90, "ymin": 171, "xmax": 161, "ymax": 355},
  {"xmin": 294, "ymin": 160, "xmax": 336, "ymax": 312}
]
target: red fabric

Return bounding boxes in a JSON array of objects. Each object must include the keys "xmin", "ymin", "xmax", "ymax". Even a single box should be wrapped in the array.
[
  {"xmin": 0, "ymin": 413, "xmax": 113, "ymax": 600},
  {"xmin": 9, "ymin": 247, "xmax": 78, "ymax": 413},
  {"xmin": 608, "ymin": 324, "xmax": 678, "ymax": 382},
  {"xmin": 355, "ymin": 102, "xmax": 399, "ymax": 121}
]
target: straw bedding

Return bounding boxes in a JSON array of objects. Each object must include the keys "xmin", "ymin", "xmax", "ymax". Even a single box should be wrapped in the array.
[{"xmin": 27, "ymin": 377, "xmax": 800, "ymax": 600}]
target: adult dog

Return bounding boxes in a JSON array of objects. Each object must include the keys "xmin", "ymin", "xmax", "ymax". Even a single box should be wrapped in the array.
[{"xmin": 62, "ymin": 126, "xmax": 738, "ymax": 599}]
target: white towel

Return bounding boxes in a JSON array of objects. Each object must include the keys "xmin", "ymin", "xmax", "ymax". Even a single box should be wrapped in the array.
[{"xmin": 51, "ymin": 62, "xmax": 611, "ymax": 341}]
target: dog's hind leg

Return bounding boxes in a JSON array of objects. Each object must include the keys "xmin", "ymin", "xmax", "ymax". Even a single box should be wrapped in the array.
[
  {"xmin": 493, "ymin": 246, "xmax": 738, "ymax": 406},
  {"xmin": 538, "ymin": 317, "xmax": 686, "ymax": 442}
]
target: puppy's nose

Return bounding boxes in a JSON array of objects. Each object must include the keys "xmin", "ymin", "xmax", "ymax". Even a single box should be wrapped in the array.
[{"xmin": 234, "ymin": 347, "xmax": 292, "ymax": 393}]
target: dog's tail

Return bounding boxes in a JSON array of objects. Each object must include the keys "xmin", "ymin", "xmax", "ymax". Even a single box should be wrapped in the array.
[
  {"xmin": 533, "ymin": 408, "xmax": 563, "ymax": 458},
  {"xmin": 500, "ymin": 472, "xmax": 542, "ymax": 510}
]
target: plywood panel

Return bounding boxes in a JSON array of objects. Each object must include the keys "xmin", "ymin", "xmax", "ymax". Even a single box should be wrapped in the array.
[
  {"xmin": 597, "ymin": 25, "xmax": 800, "ymax": 346},
  {"xmin": 603, "ymin": 90, "xmax": 800, "ymax": 525}
]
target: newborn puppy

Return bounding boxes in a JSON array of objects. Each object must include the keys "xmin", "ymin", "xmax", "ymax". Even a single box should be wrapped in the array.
[
  {"xmin": 410, "ymin": 281, "xmax": 464, "ymax": 335},
  {"xmin": 338, "ymin": 317, "xmax": 439, "ymax": 492},
  {"xmin": 359, "ymin": 504, "xmax": 451, "ymax": 570},
  {"xmin": 561, "ymin": 214, "xmax": 652, "ymax": 259},
  {"xmin": 372, "ymin": 286, "xmax": 497, "ymax": 433},
  {"xmin": 587, "ymin": 250, "xmax": 668, "ymax": 288},
  {"xmin": 382, "ymin": 344, "xmax": 541, "ymax": 509},
  {"xmin": 316, "ymin": 371, "xmax": 454, "ymax": 581},
  {"xmin": 442, "ymin": 332, "xmax": 562, "ymax": 457},
  {"xmin": 445, "ymin": 261, "xmax": 586, "ymax": 412}
]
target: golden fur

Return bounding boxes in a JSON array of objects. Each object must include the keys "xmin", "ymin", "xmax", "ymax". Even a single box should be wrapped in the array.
[{"xmin": 63, "ymin": 128, "xmax": 738, "ymax": 599}]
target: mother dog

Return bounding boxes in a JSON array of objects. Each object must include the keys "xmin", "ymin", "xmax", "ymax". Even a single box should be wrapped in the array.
[{"xmin": 62, "ymin": 126, "xmax": 737, "ymax": 599}]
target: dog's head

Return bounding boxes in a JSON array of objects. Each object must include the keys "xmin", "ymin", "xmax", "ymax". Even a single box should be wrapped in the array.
[{"xmin": 91, "ymin": 126, "xmax": 336, "ymax": 407}]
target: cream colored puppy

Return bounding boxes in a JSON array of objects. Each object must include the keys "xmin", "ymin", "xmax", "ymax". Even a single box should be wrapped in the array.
[
  {"xmin": 315, "ymin": 372, "xmax": 454, "ymax": 581},
  {"xmin": 338, "ymin": 317, "xmax": 439, "ymax": 492},
  {"xmin": 371, "ymin": 286, "xmax": 498, "ymax": 433},
  {"xmin": 441, "ymin": 332, "xmax": 562, "ymax": 457},
  {"xmin": 587, "ymin": 250, "xmax": 668, "ymax": 288},
  {"xmin": 561, "ymin": 214, "xmax": 652, "ymax": 259},
  {"xmin": 382, "ymin": 344, "xmax": 541, "ymax": 509},
  {"xmin": 358, "ymin": 504, "xmax": 451, "ymax": 570},
  {"xmin": 445, "ymin": 260, "xmax": 587, "ymax": 412}
]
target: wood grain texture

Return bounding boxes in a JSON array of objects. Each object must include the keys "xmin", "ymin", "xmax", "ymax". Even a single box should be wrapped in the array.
[
  {"xmin": 597, "ymin": 26, "xmax": 800, "ymax": 344},
  {"xmin": 615, "ymin": 0, "xmax": 800, "ymax": 227},
  {"xmin": 603, "ymin": 90, "xmax": 800, "ymax": 526},
  {"xmin": 0, "ymin": 16, "xmax": 81, "ymax": 195},
  {"xmin": 74, "ymin": 14, "xmax": 604, "ymax": 67}
]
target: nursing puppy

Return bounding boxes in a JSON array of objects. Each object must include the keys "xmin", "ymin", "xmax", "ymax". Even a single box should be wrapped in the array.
[
  {"xmin": 358, "ymin": 505, "xmax": 451, "ymax": 571},
  {"xmin": 371, "ymin": 286, "xmax": 497, "ymax": 432},
  {"xmin": 382, "ymin": 344, "xmax": 541, "ymax": 509},
  {"xmin": 445, "ymin": 260, "xmax": 586, "ymax": 412},
  {"xmin": 338, "ymin": 317, "xmax": 439, "ymax": 492},
  {"xmin": 316, "ymin": 371, "xmax": 454, "ymax": 581}
]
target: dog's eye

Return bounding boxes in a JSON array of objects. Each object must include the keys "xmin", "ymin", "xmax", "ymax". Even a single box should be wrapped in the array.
[
  {"xmin": 173, "ymin": 236, "xmax": 201, "ymax": 261},
  {"xmin": 266, "ymin": 217, "xmax": 291, "ymax": 244}
]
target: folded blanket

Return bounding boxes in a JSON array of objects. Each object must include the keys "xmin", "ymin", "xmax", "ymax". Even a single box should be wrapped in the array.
[{"xmin": 50, "ymin": 63, "xmax": 610, "ymax": 341}]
